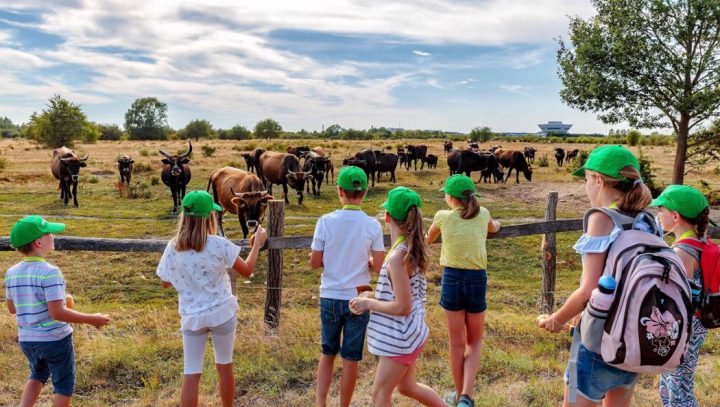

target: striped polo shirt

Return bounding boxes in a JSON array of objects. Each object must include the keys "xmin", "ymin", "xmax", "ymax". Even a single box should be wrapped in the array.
[
  {"xmin": 4, "ymin": 259, "xmax": 73, "ymax": 342},
  {"xmin": 367, "ymin": 245, "xmax": 430, "ymax": 356}
]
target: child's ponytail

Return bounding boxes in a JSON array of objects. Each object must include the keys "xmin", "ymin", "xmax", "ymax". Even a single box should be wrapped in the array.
[
  {"xmin": 460, "ymin": 191, "xmax": 480, "ymax": 220},
  {"xmin": 608, "ymin": 166, "xmax": 652, "ymax": 213},
  {"xmin": 692, "ymin": 207, "xmax": 710, "ymax": 237},
  {"xmin": 403, "ymin": 206, "xmax": 428, "ymax": 273}
]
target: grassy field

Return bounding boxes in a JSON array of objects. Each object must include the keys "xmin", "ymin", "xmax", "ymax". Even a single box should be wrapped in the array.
[{"xmin": 0, "ymin": 138, "xmax": 719, "ymax": 406}]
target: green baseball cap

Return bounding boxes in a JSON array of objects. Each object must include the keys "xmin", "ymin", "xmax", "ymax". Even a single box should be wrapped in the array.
[
  {"xmin": 10, "ymin": 215, "xmax": 65, "ymax": 248},
  {"xmin": 337, "ymin": 166, "xmax": 368, "ymax": 191},
  {"xmin": 440, "ymin": 174, "xmax": 478, "ymax": 199},
  {"xmin": 182, "ymin": 190, "xmax": 222, "ymax": 218},
  {"xmin": 572, "ymin": 145, "xmax": 639, "ymax": 181},
  {"xmin": 381, "ymin": 186, "xmax": 422, "ymax": 221},
  {"xmin": 650, "ymin": 185, "xmax": 709, "ymax": 219}
]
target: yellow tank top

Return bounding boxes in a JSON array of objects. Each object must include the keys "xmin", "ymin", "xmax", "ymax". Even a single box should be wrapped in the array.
[{"xmin": 433, "ymin": 207, "xmax": 490, "ymax": 269}]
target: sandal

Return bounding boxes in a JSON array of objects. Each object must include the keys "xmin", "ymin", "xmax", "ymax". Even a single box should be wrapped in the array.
[
  {"xmin": 457, "ymin": 394, "xmax": 475, "ymax": 407},
  {"xmin": 443, "ymin": 390, "xmax": 458, "ymax": 406}
]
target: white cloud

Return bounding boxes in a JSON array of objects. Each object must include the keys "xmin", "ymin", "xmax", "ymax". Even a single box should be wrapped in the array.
[
  {"xmin": 500, "ymin": 84, "xmax": 532, "ymax": 96},
  {"xmin": 413, "ymin": 50, "xmax": 431, "ymax": 57}
]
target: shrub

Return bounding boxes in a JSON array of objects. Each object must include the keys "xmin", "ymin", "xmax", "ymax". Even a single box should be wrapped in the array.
[
  {"xmin": 150, "ymin": 176, "xmax": 160, "ymax": 186},
  {"xmin": 86, "ymin": 175, "xmax": 99, "ymax": 184},
  {"xmin": 0, "ymin": 157, "xmax": 7, "ymax": 171},
  {"xmin": 139, "ymin": 147, "xmax": 150, "ymax": 157},
  {"xmin": 537, "ymin": 155, "xmax": 549, "ymax": 167},
  {"xmin": 637, "ymin": 148, "xmax": 660, "ymax": 197},
  {"xmin": 128, "ymin": 180, "xmax": 153, "ymax": 199},
  {"xmin": 626, "ymin": 130, "xmax": 642, "ymax": 146},
  {"xmin": 134, "ymin": 162, "xmax": 154, "ymax": 173},
  {"xmin": 566, "ymin": 150, "xmax": 589, "ymax": 175},
  {"xmin": 201, "ymin": 144, "xmax": 216, "ymax": 157}
]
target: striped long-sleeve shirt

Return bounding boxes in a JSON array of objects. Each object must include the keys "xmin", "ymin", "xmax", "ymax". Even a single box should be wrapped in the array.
[
  {"xmin": 4, "ymin": 259, "xmax": 72, "ymax": 342},
  {"xmin": 367, "ymin": 245, "xmax": 429, "ymax": 356}
]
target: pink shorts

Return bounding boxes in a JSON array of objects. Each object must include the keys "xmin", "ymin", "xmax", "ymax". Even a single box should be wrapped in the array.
[{"xmin": 387, "ymin": 340, "xmax": 427, "ymax": 366}]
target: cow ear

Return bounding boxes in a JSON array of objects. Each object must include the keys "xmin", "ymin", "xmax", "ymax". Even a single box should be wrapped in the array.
[
  {"xmin": 161, "ymin": 159, "xmax": 171, "ymax": 164},
  {"xmin": 262, "ymin": 195, "xmax": 274, "ymax": 202},
  {"xmin": 129, "ymin": 160, "xmax": 134, "ymax": 164},
  {"xmin": 181, "ymin": 158, "xmax": 190, "ymax": 164},
  {"xmin": 230, "ymin": 197, "xmax": 244, "ymax": 207},
  {"xmin": 79, "ymin": 162, "xmax": 87, "ymax": 167},
  {"xmin": 117, "ymin": 160, "xmax": 123, "ymax": 164},
  {"xmin": 286, "ymin": 174, "xmax": 293, "ymax": 180}
]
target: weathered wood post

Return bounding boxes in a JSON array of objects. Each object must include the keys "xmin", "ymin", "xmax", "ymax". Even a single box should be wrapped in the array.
[
  {"xmin": 540, "ymin": 192, "xmax": 558, "ymax": 314},
  {"xmin": 264, "ymin": 200, "xmax": 285, "ymax": 329}
]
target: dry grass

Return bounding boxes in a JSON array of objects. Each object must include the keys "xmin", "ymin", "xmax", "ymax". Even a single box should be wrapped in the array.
[{"xmin": 0, "ymin": 138, "xmax": 718, "ymax": 406}]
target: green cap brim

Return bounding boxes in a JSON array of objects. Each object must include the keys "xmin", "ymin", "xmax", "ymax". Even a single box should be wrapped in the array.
[
  {"xmin": 213, "ymin": 203, "xmax": 222, "ymax": 212},
  {"xmin": 44, "ymin": 222, "xmax": 66, "ymax": 234},
  {"xmin": 648, "ymin": 197, "xmax": 664, "ymax": 208},
  {"xmin": 572, "ymin": 167, "xmax": 585, "ymax": 177},
  {"xmin": 439, "ymin": 187, "xmax": 480, "ymax": 197}
]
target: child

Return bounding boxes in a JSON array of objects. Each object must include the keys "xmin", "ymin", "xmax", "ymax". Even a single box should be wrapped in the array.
[
  {"xmin": 156, "ymin": 190, "xmax": 267, "ymax": 407},
  {"xmin": 350, "ymin": 186, "xmax": 445, "ymax": 407},
  {"xmin": 651, "ymin": 185, "xmax": 710, "ymax": 407},
  {"xmin": 5, "ymin": 215, "xmax": 110, "ymax": 407},
  {"xmin": 425, "ymin": 174, "xmax": 501, "ymax": 407},
  {"xmin": 538, "ymin": 145, "xmax": 653, "ymax": 407},
  {"xmin": 310, "ymin": 166, "xmax": 385, "ymax": 407}
]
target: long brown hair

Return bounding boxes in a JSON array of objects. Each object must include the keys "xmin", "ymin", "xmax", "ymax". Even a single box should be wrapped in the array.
[
  {"xmin": 391, "ymin": 206, "xmax": 429, "ymax": 273},
  {"xmin": 459, "ymin": 190, "xmax": 480, "ymax": 220},
  {"xmin": 681, "ymin": 207, "xmax": 710, "ymax": 237},
  {"xmin": 174, "ymin": 212, "xmax": 217, "ymax": 252},
  {"xmin": 597, "ymin": 166, "xmax": 652, "ymax": 213}
]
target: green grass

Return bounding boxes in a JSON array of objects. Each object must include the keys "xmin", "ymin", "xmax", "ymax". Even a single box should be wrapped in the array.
[{"xmin": 0, "ymin": 138, "xmax": 718, "ymax": 406}]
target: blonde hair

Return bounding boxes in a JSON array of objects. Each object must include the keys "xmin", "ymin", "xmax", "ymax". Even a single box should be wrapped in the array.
[
  {"xmin": 174, "ymin": 212, "xmax": 217, "ymax": 252},
  {"xmin": 390, "ymin": 206, "xmax": 429, "ymax": 273},
  {"xmin": 595, "ymin": 166, "xmax": 652, "ymax": 213}
]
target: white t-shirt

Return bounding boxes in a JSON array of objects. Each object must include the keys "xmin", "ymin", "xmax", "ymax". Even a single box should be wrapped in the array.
[
  {"xmin": 156, "ymin": 235, "xmax": 241, "ymax": 331},
  {"xmin": 311, "ymin": 209, "xmax": 385, "ymax": 300}
]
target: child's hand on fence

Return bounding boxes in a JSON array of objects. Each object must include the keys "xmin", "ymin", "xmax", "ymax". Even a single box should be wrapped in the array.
[
  {"xmin": 537, "ymin": 314, "xmax": 566, "ymax": 333},
  {"xmin": 90, "ymin": 313, "xmax": 111, "ymax": 329},
  {"xmin": 251, "ymin": 226, "xmax": 267, "ymax": 249}
]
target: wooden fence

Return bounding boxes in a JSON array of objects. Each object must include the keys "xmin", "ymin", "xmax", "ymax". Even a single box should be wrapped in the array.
[{"xmin": 4, "ymin": 193, "xmax": 717, "ymax": 328}]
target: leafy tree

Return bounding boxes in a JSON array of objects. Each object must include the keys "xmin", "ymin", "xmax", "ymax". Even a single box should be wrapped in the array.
[
  {"xmin": 98, "ymin": 123, "xmax": 125, "ymax": 140},
  {"xmin": 26, "ymin": 95, "xmax": 88, "ymax": 148},
  {"xmin": 220, "ymin": 125, "xmax": 251, "ymax": 140},
  {"xmin": 0, "ymin": 117, "xmax": 19, "ymax": 137},
  {"xmin": 324, "ymin": 124, "xmax": 343, "ymax": 139},
  {"xmin": 626, "ymin": 130, "xmax": 642, "ymax": 146},
  {"xmin": 254, "ymin": 118, "xmax": 282, "ymax": 140},
  {"xmin": 184, "ymin": 119, "xmax": 214, "ymax": 140},
  {"xmin": 82, "ymin": 121, "xmax": 102, "ymax": 143},
  {"xmin": 124, "ymin": 97, "xmax": 168, "ymax": 140},
  {"xmin": 557, "ymin": 0, "xmax": 720, "ymax": 184},
  {"xmin": 686, "ymin": 119, "xmax": 720, "ymax": 174},
  {"xmin": 469, "ymin": 126, "xmax": 493, "ymax": 142}
]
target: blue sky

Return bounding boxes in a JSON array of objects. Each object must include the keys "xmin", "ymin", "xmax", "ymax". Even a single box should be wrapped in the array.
[{"xmin": 0, "ymin": 1, "xmax": 616, "ymax": 134}]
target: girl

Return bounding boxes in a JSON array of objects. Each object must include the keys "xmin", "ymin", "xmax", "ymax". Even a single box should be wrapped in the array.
[
  {"xmin": 538, "ymin": 145, "xmax": 653, "ymax": 407},
  {"xmin": 349, "ymin": 186, "xmax": 444, "ymax": 407},
  {"xmin": 156, "ymin": 190, "xmax": 267, "ymax": 407},
  {"xmin": 651, "ymin": 185, "xmax": 710, "ymax": 407},
  {"xmin": 425, "ymin": 175, "xmax": 501, "ymax": 407}
]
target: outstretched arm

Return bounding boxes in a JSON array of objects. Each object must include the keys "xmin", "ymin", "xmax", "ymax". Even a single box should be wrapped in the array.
[{"xmin": 48, "ymin": 300, "xmax": 110, "ymax": 329}]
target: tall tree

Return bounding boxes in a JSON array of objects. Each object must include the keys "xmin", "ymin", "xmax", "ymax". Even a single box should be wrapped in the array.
[
  {"xmin": 253, "ymin": 118, "xmax": 282, "ymax": 140},
  {"xmin": 469, "ymin": 126, "xmax": 493, "ymax": 142},
  {"xmin": 557, "ymin": 0, "xmax": 720, "ymax": 184},
  {"xmin": 124, "ymin": 97, "xmax": 168, "ymax": 140},
  {"xmin": 26, "ymin": 95, "xmax": 88, "ymax": 148},
  {"xmin": 183, "ymin": 119, "xmax": 214, "ymax": 140}
]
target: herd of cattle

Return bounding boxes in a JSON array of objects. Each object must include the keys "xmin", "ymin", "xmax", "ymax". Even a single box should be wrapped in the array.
[{"xmin": 48, "ymin": 141, "xmax": 582, "ymax": 238}]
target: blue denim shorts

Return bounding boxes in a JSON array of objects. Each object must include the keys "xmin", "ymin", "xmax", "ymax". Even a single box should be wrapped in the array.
[
  {"xmin": 564, "ymin": 344, "xmax": 637, "ymax": 403},
  {"xmin": 19, "ymin": 334, "xmax": 75, "ymax": 397},
  {"xmin": 439, "ymin": 267, "xmax": 487, "ymax": 313},
  {"xmin": 320, "ymin": 298, "xmax": 370, "ymax": 361}
]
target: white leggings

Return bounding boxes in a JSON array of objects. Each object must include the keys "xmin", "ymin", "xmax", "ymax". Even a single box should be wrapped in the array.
[{"xmin": 182, "ymin": 317, "xmax": 237, "ymax": 374}]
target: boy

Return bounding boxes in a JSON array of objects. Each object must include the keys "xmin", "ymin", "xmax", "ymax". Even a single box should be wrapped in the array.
[
  {"xmin": 5, "ymin": 215, "xmax": 110, "ymax": 407},
  {"xmin": 310, "ymin": 166, "xmax": 385, "ymax": 407}
]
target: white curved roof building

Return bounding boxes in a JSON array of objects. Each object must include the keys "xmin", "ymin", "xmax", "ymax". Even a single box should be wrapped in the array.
[{"xmin": 538, "ymin": 121, "xmax": 572, "ymax": 135}]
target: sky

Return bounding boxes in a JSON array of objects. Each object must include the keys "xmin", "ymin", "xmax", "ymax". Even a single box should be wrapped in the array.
[{"xmin": 0, "ymin": 0, "xmax": 616, "ymax": 134}]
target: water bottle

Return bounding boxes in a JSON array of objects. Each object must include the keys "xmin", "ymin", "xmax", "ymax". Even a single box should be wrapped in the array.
[{"xmin": 590, "ymin": 275, "xmax": 616, "ymax": 311}]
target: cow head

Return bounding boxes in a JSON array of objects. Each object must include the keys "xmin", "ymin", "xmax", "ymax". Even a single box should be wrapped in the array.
[
  {"xmin": 286, "ymin": 171, "xmax": 312, "ymax": 204},
  {"xmin": 117, "ymin": 156, "xmax": 134, "ymax": 175},
  {"xmin": 230, "ymin": 188, "xmax": 273, "ymax": 229},
  {"xmin": 307, "ymin": 156, "xmax": 329, "ymax": 179},
  {"xmin": 160, "ymin": 140, "xmax": 192, "ymax": 176},
  {"xmin": 60, "ymin": 154, "xmax": 89, "ymax": 182}
]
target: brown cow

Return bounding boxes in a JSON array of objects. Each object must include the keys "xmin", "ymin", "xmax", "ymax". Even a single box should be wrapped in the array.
[
  {"xmin": 259, "ymin": 151, "xmax": 312, "ymax": 204},
  {"xmin": 207, "ymin": 167, "xmax": 273, "ymax": 238},
  {"xmin": 566, "ymin": 149, "xmax": 579, "ymax": 163},
  {"xmin": 117, "ymin": 155, "xmax": 134, "ymax": 189},
  {"xmin": 287, "ymin": 146, "xmax": 310, "ymax": 158},
  {"xmin": 51, "ymin": 147, "xmax": 88, "ymax": 207},
  {"xmin": 493, "ymin": 149, "xmax": 532, "ymax": 183}
]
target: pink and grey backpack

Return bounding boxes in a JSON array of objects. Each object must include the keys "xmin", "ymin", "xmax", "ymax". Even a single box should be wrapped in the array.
[{"xmin": 583, "ymin": 208, "xmax": 693, "ymax": 374}]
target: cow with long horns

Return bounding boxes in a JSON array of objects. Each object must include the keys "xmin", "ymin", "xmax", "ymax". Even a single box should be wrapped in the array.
[
  {"xmin": 51, "ymin": 146, "xmax": 88, "ymax": 207},
  {"xmin": 207, "ymin": 167, "xmax": 272, "ymax": 238},
  {"xmin": 160, "ymin": 140, "xmax": 192, "ymax": 214}
]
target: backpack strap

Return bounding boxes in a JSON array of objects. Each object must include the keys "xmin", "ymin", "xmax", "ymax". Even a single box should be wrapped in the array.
[
  {"xmin": 582, "ymin": 208, "xmax": 662, "ymax": 236},
  {"xmin": 675, "ymin": 238, "xmax": 706, "ymax": 252}
]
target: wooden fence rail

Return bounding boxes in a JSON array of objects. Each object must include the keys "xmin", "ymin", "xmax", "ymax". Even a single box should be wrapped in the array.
[{"xmin": 3, "ymin": 194, "xmax": 719, "ymax": 328}]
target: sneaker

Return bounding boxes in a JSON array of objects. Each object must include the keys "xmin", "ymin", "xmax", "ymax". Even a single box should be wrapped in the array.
[
  {"xmin": 457, "ymin": 394, "xmax": 475, "ymax": 407},
  {"xmin": 443, "ymin": 390, "xmax": 458, "ymax": 406}
]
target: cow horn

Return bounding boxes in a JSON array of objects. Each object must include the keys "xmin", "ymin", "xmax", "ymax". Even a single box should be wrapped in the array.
[
  {"xmin": 159, "ymin": 150, "xmax": 172, "ymax": 159},
  {"xmin": 80, "ymin": 154, "xmax": 89, "ymax": 161},
  {"xmin": 60, "ymin": 157, "xmax": 72, "ymax": 162},
  {"xmin": 259, "ymin": 191, "xmax": 268, "ymax": 196},
  {"xmin": 230, "ymin": 187, "xmax": 244, "ymax": 197},
  {"xmin": 179, "ymin": 140, "xmax": 192, "ymax": 158}
]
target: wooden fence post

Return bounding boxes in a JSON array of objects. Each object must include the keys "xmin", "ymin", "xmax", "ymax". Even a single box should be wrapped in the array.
[
  {"xmin": 540, "ymin": 192, "xmax": 558, "ymax": 314},
  {"xmin": 264, "ymin": 200, "xmax": 285, "ymax": 329}
]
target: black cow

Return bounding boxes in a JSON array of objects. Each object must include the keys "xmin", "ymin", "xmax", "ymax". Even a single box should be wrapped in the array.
[
  {"xmin": 524, "ymin": 147, "xmax": 537, "ymax": 164},
  {"xmin": 468, "ymin": 142, "xmax": 479, "ymax": 150},
  {"xmin": 253, "ymin": 147, "xmax": 267, "ymax": 180},
  {"xmin": 354, "ymin": 149, "xmax": 378, "ymax": 187},
  {"xmin": 117, "ymin": 155, "xmax": 134, "ymax": 189},
  {"xmin": 555, "ymin": 148, "xmax": 566, "ymax": 167},
  {"xmin": 375, "ymin": 153, "xmax": 399, "ymax": 183},
  {"xmin": 160, "ymin": 140, "xmax": 192, "ymax": 214},
  {"xmin": 303, "ymin": 151, "xmax": 331, "ymax": 197},
  {"xmin": 456, "ymin": 150, "xmax": 502, "ymax": 183},
  {"xmin": 443, "ymin": 141, "xmax": 453, "ymax": 154},
  {"xmin": 424, "ymin": 154, "xmax": 438, "ymax": 169},
  {"xmin": 405, "ymin": 144, "xmax": 428, "ymax": 171},
  {"xmin": 446, "ymin": 149, "xmax": 461, "ymax": 175},
  {"xmin": 566, "ymin": 149, "xmax": 579, "ymax": 163},
  {"xmin": 287, "ymin": 146, "xmax": 310, "ymax": 158},
  {"xmin": 240, "ymin": 152, "xmax": 255, "ymax": 173},
  {"xmin": 51, "ymin": 147, "xmax": 88, "ymax": 207}
]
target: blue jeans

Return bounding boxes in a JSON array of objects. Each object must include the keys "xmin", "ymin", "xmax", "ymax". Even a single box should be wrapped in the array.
[
  {"xmin": 320, "ymin": 298, "xmax": 369, "ymax": 361},
  {"xmin": 19, "ymin": 334, "xmax": 75, "ymax": 397},
  {"xmin": 439, "ymin": 267, "xmax": 488, "ymax": 313}
]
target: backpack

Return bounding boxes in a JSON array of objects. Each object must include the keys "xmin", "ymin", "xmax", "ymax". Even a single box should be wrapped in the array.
[
  {"xmin": 673, "ymin": 237, "xmax": 720, "ymax": 329},
  {"xmin": 583, "ymin": 208, "xmax": 693, "ymax": 374}
]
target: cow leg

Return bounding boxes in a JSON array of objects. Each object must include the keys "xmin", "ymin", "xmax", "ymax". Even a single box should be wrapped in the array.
[
  {"xmin": 216, "ymin": 211, "xmax": 226, "ymax": 237},
  {"xmin": 516, "ymin": 169, "xmax": 520, "ymax": 183},
  {"xmin": 283, "ymin": 183, "xmax": 289, "ymax": 204},
  {"xmin": 72, "ymin": 181, "xmax": 79, "ymax": 207},
  {"xmin": 171, "ymin": 188, "xmax": 178, "ymax": 214},
  {"xmin": 505, "ymin": 168, "xmax": 513, "ymax": 183},
  {"xmin": 391, "ymin": 170, "xmax": 396, "ymax": 183},
  {"xmin": 421, "ymin": 158, "xmax": 425, "ymax": 170},
  {"xmin": 58, "ymin": 180, "xmax": 65, "ymax": 201},
  {"xmin": 61, "ymin": 181, "xmax": 69, "ymax": 206}
]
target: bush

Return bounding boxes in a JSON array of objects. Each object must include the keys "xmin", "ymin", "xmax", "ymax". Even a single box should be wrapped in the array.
[
  {"xmin": 201, "ymin": 144, "xmax": 216, "ymax": 157},
  {"xmin": 128, "ymin": 180, "xmax": 153, "ymax": 199},
  {"xmin": 150, "ymin": 176, "xmax": 160, "ymax": 186},
  {"xmin": 637, "ymin": 148, "xmax": 661, "ymax": 197},
  {"xmin": 139, "ymin": 147, "xmax": 150, "ymax": 157},
  {"xmin": 566, "ymin": 150, "xmax": 589, "ymax": 175},
  {"xmin": 626, "ymin": 130, "xmax": 642, "ymax": 146},
  {"xmin": 0, "ymin": 157, "xmax": 7, "ymax": 171},
  {"xmin": 537, "ymin": 155, "xmax": 549, "ymax": 167},
  {"xmin": 86, "ymin": 175, "xmax": 99, "ymax": 184},
  {"xmin": 134, "ymin": 162, "xmax": 154, "ymax": 173}
]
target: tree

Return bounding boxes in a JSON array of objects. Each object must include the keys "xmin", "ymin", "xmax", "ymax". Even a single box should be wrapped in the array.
[
  {"xmin": 0, "ymin": 117, "xmax": 19, "ymax": 138},
  {"xmin": 124, "ymin": 97, "xmax": 168, "ymax": 140},
  {"xmin": 557, "ymin": 0, "xmax": 720, "ymax": 184},
  {"xmin": 254, "ymin": 118, "xmax": 282, "ymax": 140},
  {"xmin": 626, "ymin": 130, "xmax": 642, "ymax": 146},
  {"xmin": 82, "ymin": 121, "xmax": 101, "ymax": 143},
  {"xmin": 219, "ymin": 125, "xmax": 251, "ymax": 140},
  {"xmin": 98, "ymin": 123, "xmax": 125, "ymax": 140},
  {"xmin": 184, "ymin": 119, "xmax": 214, "ymax": 140},
  {"xmin": 324, "ymin": 124, "xmax": 343, "ymax": 139},
  {"xmin": 26, "ymin": 95, "xmax": 88, "ymax": 148},
  {"xmin": 469, "ymin": 126, "xmax": 493, "ymax": 142}
]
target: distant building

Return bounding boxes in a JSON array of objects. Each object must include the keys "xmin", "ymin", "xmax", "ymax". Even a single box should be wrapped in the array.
[{"xmin": 538, "ymin": 121, "xmax": 572, "ymax": 135}]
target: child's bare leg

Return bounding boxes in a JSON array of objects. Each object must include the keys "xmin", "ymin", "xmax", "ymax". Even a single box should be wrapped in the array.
[
  {"xmin": 20, "ymin": 380, "xmax": 43, "ymax": 407},
  {"xmin": 52, "ymin": 394, "xmax": 71, "ymax": 407},
  {"xmin": 339, "ymin": 359, "xmax": 359, "ymax": 407},
  {"xmin": 444, "ymin": 309, "xmax": 467, "ymax": 396},
  {"xmin": 461, "ymin": 311, "xmax": 486, "ymax": 396},
  {"xmin": 316, "ymin": 354, "xmax": 335, "ymax": 407},
  {"xmin": 181, "ymin": 374, "xmax": 201, "ymax": 407},
  {"xmin": 396, "ymin": 364, "xmax": 445, "ymax": 407},
  {"xmin": 215, "ymin": 363, "xmax": 234, "ymax": 407},
  {"xmin": 372, "ymin": 357, "xmax": 406, "ymax": 407}
]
